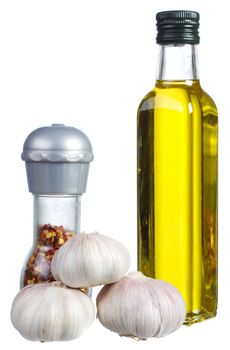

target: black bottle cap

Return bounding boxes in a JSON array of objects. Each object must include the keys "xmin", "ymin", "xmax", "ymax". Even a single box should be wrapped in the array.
[{"xmin": 156, "ymin": 10, "xmax": 200, "ymax": 45}]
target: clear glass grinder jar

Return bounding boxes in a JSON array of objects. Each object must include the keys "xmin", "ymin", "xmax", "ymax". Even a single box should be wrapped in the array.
[{"xmin": 20, "ymin": 124, "xmax": 93, "ymax": 288}]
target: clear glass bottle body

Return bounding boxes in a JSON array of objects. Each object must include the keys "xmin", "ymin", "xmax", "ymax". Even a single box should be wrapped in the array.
[
  {"xmin": 20, "ymin": 195, "xmax": 80, "ymax": 288},
  {"xmin": 137, "ymin": 44, "xmax": 218, "ymax": 325}
]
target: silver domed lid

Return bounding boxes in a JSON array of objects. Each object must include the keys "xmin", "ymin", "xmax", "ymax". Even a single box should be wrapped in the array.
[{"xmin": 22, "ymin": 124, "xmax": 93, "ymax": 194}]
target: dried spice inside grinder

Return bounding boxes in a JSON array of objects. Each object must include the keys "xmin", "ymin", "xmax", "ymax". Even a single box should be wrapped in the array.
[{"xmin": 24, "ymin": 224, "xmax": 74, "ymax": 285}]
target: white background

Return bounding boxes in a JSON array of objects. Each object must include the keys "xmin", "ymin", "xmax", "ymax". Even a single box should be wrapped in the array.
[{"xmin": 0, "ymin": 0, "xmax": 229, "ymax": 349}]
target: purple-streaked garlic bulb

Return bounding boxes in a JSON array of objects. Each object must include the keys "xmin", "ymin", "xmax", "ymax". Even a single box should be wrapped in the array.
[{"xmin": 96, "ymin": 271, "xmax": 186, "ymax": 340}]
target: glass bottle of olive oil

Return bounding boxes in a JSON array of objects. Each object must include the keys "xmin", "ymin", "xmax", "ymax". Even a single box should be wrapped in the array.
[{"xmin": 137, "ymin": 11, "xmax": 218, "ymax": 325}]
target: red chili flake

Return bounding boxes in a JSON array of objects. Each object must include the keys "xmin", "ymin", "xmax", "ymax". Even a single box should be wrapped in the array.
[{"xmin": 23, "ymin": 224, "xmax": 74, "ymax": 286}]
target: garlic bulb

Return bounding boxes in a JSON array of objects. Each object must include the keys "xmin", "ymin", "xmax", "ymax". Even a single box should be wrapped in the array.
[
  {"xmin": 11, "ymin": 282, "xmax": 95, "ymax": 342},
  {"xmin": 51, "ymin": 232, "xmax": 130, "ymax": 288},
  {"xmin": 96, "ymin": 271, "xmax": 186, "ymax": 339}
]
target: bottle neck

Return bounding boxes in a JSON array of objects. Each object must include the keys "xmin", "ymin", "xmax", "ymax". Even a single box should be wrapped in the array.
[{"xmin": 156, "ymin": 44, "xmax": 199, "ymax": 81}]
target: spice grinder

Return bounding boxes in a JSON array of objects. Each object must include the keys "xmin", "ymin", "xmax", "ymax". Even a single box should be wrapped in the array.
[{"xmin": 20, "ymin": 124, "xmax": 93, "ymax": 288}]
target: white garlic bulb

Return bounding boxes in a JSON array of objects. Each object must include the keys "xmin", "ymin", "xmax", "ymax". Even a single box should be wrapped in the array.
[
  {"xmin": 11, "ymin": 282, "xmax": 95, "ymax": 342},
  {"xmin": 96, "ymin": 271, "xmax": 186, "ymax": 340},
  {"xmin": 51, "ymin": 232, "xmax": 130, "ymax": 288}
]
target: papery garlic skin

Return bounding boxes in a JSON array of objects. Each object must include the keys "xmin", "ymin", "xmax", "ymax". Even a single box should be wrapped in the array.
[
  {"xmin": 51, "ymin": 232, "xmax": 130, "ymax": 288},
  {"xmin": 11, "ymin": 282, "xmax": 95, "ymax": 342},
  {"xmin": 96, "ymin": 271, "xmax": 186, "ymax": 339}
]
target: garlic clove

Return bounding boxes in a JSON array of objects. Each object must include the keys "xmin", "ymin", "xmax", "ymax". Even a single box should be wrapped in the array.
[
  {"xmin": 50, "ymin": 249, "xmax": 60, "ymax": 281},
  {"xmin": 11, "ymin": 281, "xmax": 95, "ymax": 342},
  {"xmin": 96, "ymin": 271, "xmax": 186, "ymax": 340},
  {"xmin": 51, "ymin": 232, "xmax": 130, "ymax": 288}
]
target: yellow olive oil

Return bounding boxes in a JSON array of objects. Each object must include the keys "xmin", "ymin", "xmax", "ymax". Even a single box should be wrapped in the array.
[{"xmin": 137, "ymin": 80, "xmax": 218, "ymax": 325}]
